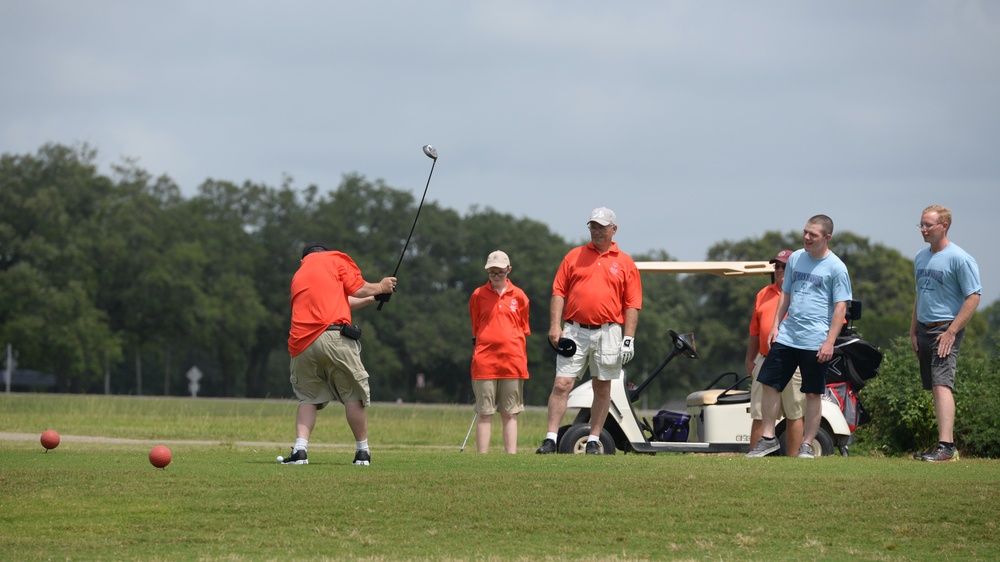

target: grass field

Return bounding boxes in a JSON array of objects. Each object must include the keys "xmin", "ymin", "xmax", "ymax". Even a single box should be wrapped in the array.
[{"xmin": 2, "ymin": 394, "xmax": 999, "ymax": 561}]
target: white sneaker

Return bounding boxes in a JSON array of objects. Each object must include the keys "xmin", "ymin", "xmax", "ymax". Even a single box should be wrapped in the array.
[{"xmin": 797, "ymin": 443, "xmax": 815, "ymax": 459}]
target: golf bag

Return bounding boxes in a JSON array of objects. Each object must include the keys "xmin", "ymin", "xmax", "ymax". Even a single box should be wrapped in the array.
[
  {"xmin": 826, "ymin": 336, "xmax": 882, "ymax": 390},
  {"xmin": 825, "ymin": 336, "xmax": 883, "ymax": 431}
]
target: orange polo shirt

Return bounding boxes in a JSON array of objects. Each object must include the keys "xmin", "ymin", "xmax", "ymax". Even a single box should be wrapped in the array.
[
  {"xmin": 469, "ymin": 280, "xmax": 530, "ymax": 380},
  {"xmin": 748, "ymin": 282, "xmax": 782, "ymax": 356},
  {"xmin": 287, "ymin": 251, "xmax": 366, "ymax": 357},
  {"xmin": 553, "ymin": 241, "xmax": 642, "ymax": 326}
]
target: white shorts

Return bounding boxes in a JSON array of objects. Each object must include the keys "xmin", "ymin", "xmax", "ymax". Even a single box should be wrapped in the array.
[{"xmin": 555, "ymin": 322, "xmax": 623, "ymax": 381}]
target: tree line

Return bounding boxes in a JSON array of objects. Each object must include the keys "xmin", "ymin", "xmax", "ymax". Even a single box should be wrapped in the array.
[{"xmin": 2, "ymin": 144, "xmax": 996, "ymax": 407}]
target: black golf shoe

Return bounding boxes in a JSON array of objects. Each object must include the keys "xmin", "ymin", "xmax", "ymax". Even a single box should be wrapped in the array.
[
  {"xmin": 278, "ymin": 447, "xmax": 308, "ymax": 465},
  {"xmin": 535, "ymin": 438, "xmax": 557, "ymax": 454},
  {"xmin": 353, "ymin": 449, "xmax": 371, "ymax": 466},
  {"xmin": 585, "ymin": 441, "xmax": 603, "ymax": 455}
]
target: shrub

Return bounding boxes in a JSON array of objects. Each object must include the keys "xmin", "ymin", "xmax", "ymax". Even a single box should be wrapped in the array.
[{"xmin": 856, "ymin": 337, "xmax": 1000, "ymax": 458}]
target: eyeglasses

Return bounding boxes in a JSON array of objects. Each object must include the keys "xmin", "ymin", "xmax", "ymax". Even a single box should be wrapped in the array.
[
  {"xmin": 917, "ymin": 223, "xmax": 941, "ymax": 230},
  {"xmin": 487, "ymin": 270, "xmax": 507, "ymax": 277},
  {"xmin": 773, "ymin": 263, "xmax": 786, "ymax": 270}
]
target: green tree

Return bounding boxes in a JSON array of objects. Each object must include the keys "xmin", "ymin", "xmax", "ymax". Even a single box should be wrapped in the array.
[{"xmin": 0, "ymin": 144, "xmax": 123, "ymax": 390}]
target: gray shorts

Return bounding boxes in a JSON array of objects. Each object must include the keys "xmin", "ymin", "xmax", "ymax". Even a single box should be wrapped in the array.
[
  {"xmin": 289, "ymin": 330, "xmax": 371, "ymax": 408},
  {"xmin": 916, "ymin": 323, "xmax": 963, "ymax": 390}
]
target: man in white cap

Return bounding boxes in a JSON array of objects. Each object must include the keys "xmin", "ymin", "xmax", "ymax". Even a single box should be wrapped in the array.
[
  {"xmin": 469, "ymin": 250, "xmax": 531, "ymax": 453},
  {"xmin": 537, "ymin": 207, "xmax": 642, "ymax": 455}
]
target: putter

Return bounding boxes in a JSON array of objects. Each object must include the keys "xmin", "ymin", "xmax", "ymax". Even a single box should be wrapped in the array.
[
  {"xmin": 460, "ymin": 412, "xmax": 477, "ymax": 452},
  {"xmin": 377, "ymin": 144, "xmax": 438, "ymax": 311}
]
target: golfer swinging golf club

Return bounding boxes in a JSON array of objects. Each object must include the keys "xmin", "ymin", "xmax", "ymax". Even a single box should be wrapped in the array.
[
  {"xmin": 279, "ymin": 242, "xmax": 396, "ymax": 466},
  {"xmin": 537, "ymin": 207, "xmax": 642, "ymax": 455}
]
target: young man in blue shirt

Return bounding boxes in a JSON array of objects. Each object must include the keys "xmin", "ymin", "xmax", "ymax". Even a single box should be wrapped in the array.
[{"xmin": 747, "ymin": 215, "xmax": 852, "ymax": 459}]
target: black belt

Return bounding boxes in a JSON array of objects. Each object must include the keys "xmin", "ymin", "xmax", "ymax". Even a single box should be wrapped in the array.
[
  {"xmin": 923, "ymin": 321, "xmax": 952, "ymax": 328},
  {"xmin": 568, "ymin": 320, "xmax": 608, "ymax": 330},
  {"xmin": 325, "ymin": 324, "xmax": 345, "ymax": 331}
]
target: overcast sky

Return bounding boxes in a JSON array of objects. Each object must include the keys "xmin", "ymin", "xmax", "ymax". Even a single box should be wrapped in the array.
[{"xmin": 3, "ymin": 1, "xmax": 997, "ymax": 306}]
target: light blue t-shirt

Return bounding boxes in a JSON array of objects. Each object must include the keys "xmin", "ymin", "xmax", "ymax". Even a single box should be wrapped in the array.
[
  {"xmin": 776, "ymin": 249, "xmax": 853, "ymax": 351},
  {"xmin": 914, "ymin": 242, "xmax": 982, "ymax": 323}
]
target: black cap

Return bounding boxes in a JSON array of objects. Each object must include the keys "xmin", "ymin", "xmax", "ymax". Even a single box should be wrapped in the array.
[
  {"xmin": 301, "ymin": 242, "xmax": 329, "ymax": 258},
  {"xmin": 551, "ymin": 337, "xmax": 577, "ymax": 358}
]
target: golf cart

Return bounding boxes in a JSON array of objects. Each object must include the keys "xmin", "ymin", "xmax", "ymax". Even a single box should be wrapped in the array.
[{"xmin": 554, "ymin": 261, "xmax": 864, "ymax": 456}]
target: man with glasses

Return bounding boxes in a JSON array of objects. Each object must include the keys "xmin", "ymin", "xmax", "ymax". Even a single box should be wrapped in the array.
[
  {"xmin": 536, "ymin": 207, "xmax": 642, "ymax": 455},
  {"xmin": 748, "ymin": 215, "xmax": 852, "ymax": 459},
  {"xmin": 469, "ymin": 250, "xmax": 531, "ymax": 454},
  {"xmin": 911, "ymin": 205, "xmax": 981, "ymax": 462},
  {"xmin": 744, "ymin": 249, "xmax": 806, "ymax": 455}
]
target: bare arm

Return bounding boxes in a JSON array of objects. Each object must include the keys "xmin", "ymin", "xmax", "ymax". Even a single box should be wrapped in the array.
[
  {"xmin": 622, "ymin": 307, "xmax": 638, "ymax": 338},
  {"xmin": 817, "ymin": 300, "xmax": 848, "ymax": 363},
  {"xmin": 745, "ymin": 335, "xmax": 760, "ymax": 376},
  {"xmin": 349, "ymin": 296, "xmax": 376, "ymax": 310},
  {"xmin": 548, "ymin": 295, "xmax": 565, "ymax": 347},
  {"xmin": 936, "ymin": 293, "xmax": 980, "ymax": 357},
  {"xmin": 767, "ymin": 291, "xmax": 790, "ymax": 346},
  {"xmin": 351, "ymin": 277, "xmax": 396, "ymax": 299}
]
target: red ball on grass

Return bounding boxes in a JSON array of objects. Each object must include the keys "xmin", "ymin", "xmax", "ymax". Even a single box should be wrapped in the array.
[
  {"xmin": 40, "ymin": 429, "xmax": 60, "ymax": 450},
  {"xmin": 149, "ymin": 445, "xmax": 172, "ymax": 468}
]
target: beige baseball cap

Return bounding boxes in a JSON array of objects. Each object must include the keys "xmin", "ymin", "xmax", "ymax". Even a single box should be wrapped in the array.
[{"xmin": 484, "ymin": 250, "xmax": 511, "ymax": 269}]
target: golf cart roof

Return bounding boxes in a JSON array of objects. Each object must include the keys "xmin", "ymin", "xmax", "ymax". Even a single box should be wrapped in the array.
[{"xmin": 636, "ymin": 261, "xmax": 774, "ymax": 277}]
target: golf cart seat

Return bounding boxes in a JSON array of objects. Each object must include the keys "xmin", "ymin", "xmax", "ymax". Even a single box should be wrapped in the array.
[
  {"xmin": 686, "ymin": 388, "xmax": 750, "ymax": 407},
  {"xmin": 685, "ymin": 372, "xmax": 750, "ymax": 407}
]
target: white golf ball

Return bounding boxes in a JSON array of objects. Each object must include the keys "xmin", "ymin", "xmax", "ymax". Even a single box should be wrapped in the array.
[{"xmin": 276, "ymin": 456, "xmax": 284, "ymax": 462}]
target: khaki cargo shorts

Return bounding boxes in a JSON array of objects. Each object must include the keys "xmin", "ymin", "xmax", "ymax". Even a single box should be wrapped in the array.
[{"xmin": 289, "ymin": 330, "xmax": 371, "ymax": 408}]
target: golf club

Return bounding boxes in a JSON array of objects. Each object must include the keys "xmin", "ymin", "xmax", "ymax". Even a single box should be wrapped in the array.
[
  {"xmin": 377, "ymin": 144, "xmax": 438, "ymax": 311},
  {"xmin": 460, "ymin": 412, "xmax": 477, "ymax": 453}
]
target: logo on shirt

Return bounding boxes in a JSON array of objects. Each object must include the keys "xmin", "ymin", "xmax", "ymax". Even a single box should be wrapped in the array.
[
  {"xmin": 792, "ymin": 271, "xmax": 823, "ymax": 288},
  {"xmin": 916, "ymin": 268, "xmax": 944, "ymax": 284},
  {"xmin": 609, "ymin": 262, "xmax": 620, "ymax": 276},
  {"xmin": 509, "ymin": 298, "xmax": 519, "ymax": 313}
]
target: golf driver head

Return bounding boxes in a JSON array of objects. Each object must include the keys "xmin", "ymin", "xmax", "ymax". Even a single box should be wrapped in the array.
[
  {"xmin": 423, "ymin": 144, "xmax": 438, "ymax": 160},
  {"xmin": 551, "ymin": 337, "xmax": 577, "ymax": 358}
]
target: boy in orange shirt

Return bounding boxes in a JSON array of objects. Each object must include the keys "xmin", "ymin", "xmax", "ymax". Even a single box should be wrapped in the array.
[{"xmin": 469, "ymin": 251, "xmax": 531, "ymax": 453}]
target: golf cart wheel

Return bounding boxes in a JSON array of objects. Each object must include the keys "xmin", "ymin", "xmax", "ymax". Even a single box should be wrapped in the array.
[
  {"xmin": 558, "ymin": 423, "xmax": 616, "ymax": 455},
  {"xmin": 777, "ymin": 424, "xmax": 836, "ymax": 456}
]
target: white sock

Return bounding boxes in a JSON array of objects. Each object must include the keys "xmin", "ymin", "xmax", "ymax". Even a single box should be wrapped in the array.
[
  {"xmin": 356, "ymin": 439, "xmax": 369, "ymax": 451},
  {"xmin": 587, "ymin": 435, "xmax": 600, "ymax": 443},
  {"xmin": 294, "ymin": 438, "xmax": 308, "ymax": 451},
  {"xmin": 546, "ymin": 432, "xmax": 558, "ymax": 442}
]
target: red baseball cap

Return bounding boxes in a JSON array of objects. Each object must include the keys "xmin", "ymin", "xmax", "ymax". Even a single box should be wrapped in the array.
[{"xmin": 770, "ymin": 249, "xmax": 793, "ymax": 264}]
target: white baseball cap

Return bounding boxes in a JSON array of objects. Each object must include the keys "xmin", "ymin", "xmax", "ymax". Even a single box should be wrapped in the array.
[{"xmin": 587, "ymin": 207, "xmax": 616, "ymax": 226}]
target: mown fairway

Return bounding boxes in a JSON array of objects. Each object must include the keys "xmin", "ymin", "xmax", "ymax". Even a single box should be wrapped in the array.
[{"xmin": 2, "ymin": 394, "xmax": 998, "ymax": 561}]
